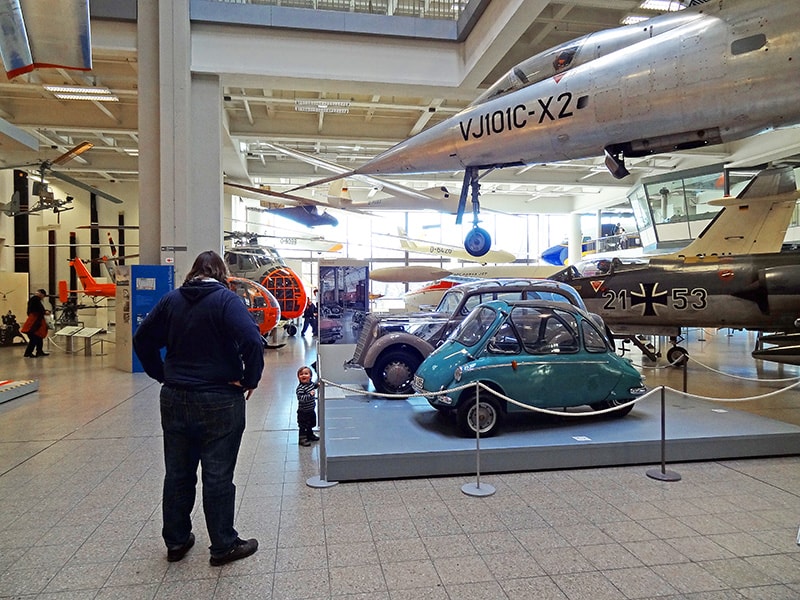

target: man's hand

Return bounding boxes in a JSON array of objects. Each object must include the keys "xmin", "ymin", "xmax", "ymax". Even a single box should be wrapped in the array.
[{"xmin": 229, "ymin": 381, "xmax": 255, "ymax": 400}]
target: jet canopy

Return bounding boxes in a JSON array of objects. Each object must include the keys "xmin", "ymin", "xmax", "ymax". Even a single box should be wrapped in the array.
[{"xmin": 471, "ymin": 10, "xmax": 700, "ymax": 107}]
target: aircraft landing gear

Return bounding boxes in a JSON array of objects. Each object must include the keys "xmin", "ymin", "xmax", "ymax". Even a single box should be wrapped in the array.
[
  {"xmin": 603, "ymin": 146, "xmax": 631, "ymax": 179},
  {"xmin": 456, "ymin": 167, "xmax": 492, "ymax": 257},
  {"xmin": 666, "ymin": 343, "xmax": 688, "ymax": 366}
]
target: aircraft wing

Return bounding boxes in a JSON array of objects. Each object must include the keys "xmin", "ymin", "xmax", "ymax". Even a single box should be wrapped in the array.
[
  {"xmin": 264, "ymin": 143, "xmax": 459, "ymax": 212},
  {"xmin": 370, "ymin": 263, "xmax": 560, "ymax": 283},
  {"xmin": 224, "ymin": 181, "xmax": 331, "ymax": 209}
]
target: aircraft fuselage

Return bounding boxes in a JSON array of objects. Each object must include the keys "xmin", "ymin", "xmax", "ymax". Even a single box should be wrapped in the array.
[
  {"xmin": 357, "ymin": 0, "xmax": 800, "ymax": 176},
  {"xmin": 553, "ymin": 252, "xmax": 800, "ymax": 336}
]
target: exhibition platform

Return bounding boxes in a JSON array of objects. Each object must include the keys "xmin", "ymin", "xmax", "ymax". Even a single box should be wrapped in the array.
[{"xmin": 321, "ymin": 386, "xmax": 800, "ymax": 482}]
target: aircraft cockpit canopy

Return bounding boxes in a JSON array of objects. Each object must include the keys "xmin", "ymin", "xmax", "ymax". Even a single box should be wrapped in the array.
[
  {"xmin": 471, "ymin": 38, "xmax": 589, "ymax": 106},
  {"xmin": 225, "ymin": 246, "xmax": 286, "ymax": 274},
  {"xmin": 471, "ymin": 10, "xmax": 700, "ymax": 107}
]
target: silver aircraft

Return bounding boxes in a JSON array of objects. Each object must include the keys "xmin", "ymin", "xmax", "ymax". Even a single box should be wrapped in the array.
[{"xmin": 294, "ymin": 0, "xmax": 800, "ymax": 257}]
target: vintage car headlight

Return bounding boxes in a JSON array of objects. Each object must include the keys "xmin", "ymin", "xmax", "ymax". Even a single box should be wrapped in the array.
[{"xmin": 454, "ymin": 366, "xmax": 463, "ymax": 382}]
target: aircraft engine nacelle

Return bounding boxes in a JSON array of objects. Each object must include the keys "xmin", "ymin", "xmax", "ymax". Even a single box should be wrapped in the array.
[
  {"xmin": 756, "ymin": 265, "xmax": 800, "ymax": 318},
  {"xmin": 607, "ymin": 128, "xmax": 724, "ymax": 161},
  {"xmin": 759, "ymin": 265, "xmax": 800, "ymax": 297}
]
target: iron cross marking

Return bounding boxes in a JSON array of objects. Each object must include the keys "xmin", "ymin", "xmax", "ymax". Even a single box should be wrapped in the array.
[{"xmin": 630, "ymin": 282, "xmax": 669, "ymax": 316}]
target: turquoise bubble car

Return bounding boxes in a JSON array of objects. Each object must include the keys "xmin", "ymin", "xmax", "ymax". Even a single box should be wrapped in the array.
[{"xmin": 413, "ymin": 299, "xmax": 646, "ymax": 437}]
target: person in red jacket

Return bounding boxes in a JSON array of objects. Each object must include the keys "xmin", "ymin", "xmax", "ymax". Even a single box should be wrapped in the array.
[
  {"xmin": 22, "ymin": 288, "xmax": 49, "ymax": 358},
  {"xmin": 133, "ymin": 251, "xmax": 265, "ymax": 566}
]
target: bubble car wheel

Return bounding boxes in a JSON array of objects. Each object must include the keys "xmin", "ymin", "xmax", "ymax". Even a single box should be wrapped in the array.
[{"xmin": 456, "ymin": 392, "xmax": 502, "ymax": 437}]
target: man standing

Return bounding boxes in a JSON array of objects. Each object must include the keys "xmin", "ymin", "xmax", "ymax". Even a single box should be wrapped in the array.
[
  {"xmin": 133, "ymin": 251, "xmax": 264, "ymax": 566},
  {"xmin": 301, "ymin": 295, "xmax": 318, "ymax": 336},
  {"xmin": 22, "ymin": 288, "xmax": 49, "ymax": 357}
]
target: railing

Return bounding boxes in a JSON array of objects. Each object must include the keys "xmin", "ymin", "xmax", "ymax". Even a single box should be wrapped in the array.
[{"xmin": 207, "ymin": 0, "xmax": 470, "ymax": 20}]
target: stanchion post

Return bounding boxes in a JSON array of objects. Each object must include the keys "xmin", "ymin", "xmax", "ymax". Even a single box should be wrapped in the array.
[
  {"xmin": 462, "ymin": 383, "xmax": 496, "ymax": 497},
  {"xmin": 307, "ymin": 358, "xmax": 338, "ymax": 489},
  {"xmin": 646, "ymin": 385, "xmax": 681, "ymax": 482},
  {"xmin": 683, "ymin": 357, "xmax": 687, "ymax": 393}
]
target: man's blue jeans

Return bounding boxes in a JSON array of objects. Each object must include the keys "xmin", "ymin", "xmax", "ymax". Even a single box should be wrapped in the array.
[{"xmin": 160, "ymin": 385, "xmax": 245, "ymax": 555}]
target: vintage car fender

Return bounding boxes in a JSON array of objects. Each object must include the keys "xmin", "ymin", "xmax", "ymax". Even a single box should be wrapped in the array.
[{"xmin": 361, "ymin": 330, "xmax": 437, "ymax": 369}]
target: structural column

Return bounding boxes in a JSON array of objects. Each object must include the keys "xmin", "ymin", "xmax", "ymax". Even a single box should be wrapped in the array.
[
  {"xmin": 137, "ymin": 0, "xmax": 224, "ymax": 277},
  {"xmin": 567, "ymin": 212, "xmax": 582, "ymax": 266}
]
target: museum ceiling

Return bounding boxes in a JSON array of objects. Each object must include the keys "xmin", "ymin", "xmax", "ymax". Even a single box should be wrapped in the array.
[{"xmin": 0, "ymin": 0, "xmax": 799, "ymax": 218}]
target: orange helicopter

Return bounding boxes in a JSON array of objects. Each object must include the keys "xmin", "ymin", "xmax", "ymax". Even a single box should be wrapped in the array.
[
  {"xmin": 223, "ymin": 235, "xmax": 307, "ymax": 333},
  {"xmin": 227, "ymin": 276, "xmax": 281, "ymax": 341}
]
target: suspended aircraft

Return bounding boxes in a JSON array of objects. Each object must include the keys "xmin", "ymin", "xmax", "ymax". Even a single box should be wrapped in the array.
[
  {"xmin": 1, "ymin": 142, "xmax": 125, "ymax": 217},
  {"xmin": 388, "ymin": 228, "xmax": 515, "ymax": 264},
  {"xmin": 291, "ymin": 0, "xmax": 800, "ymax": 257},
  {"xmin": 550, "ymin": 166, "xmax": 800, "ymax": 364},
  {"xmin": 225, "ymin": 181, "xmax": 339, "ymax": 228}
]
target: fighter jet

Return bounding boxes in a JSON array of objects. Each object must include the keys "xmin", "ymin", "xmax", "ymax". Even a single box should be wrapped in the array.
[
  {"xmin": 293, "ymin": 0, "xmax": 800, "ymax": 257},
  {"xmin": 550, "ymin": 166, "xmax": 800, "ymax": 364}
]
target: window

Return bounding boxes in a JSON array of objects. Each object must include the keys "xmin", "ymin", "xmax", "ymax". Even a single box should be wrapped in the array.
[{"xmin": 582, "ymin": 320, "xmax": 609, "ymax": 353}]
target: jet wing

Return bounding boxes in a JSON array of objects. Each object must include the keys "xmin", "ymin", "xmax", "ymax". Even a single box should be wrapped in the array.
[{"xmin": 264, "ymin": 143, "xmax": 459, "ymax": 211}]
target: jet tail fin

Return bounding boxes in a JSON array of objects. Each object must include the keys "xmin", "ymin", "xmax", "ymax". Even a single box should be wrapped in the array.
[{"xmin": 669, "ymin": 166, "xmax": 799, "ymax": 259}]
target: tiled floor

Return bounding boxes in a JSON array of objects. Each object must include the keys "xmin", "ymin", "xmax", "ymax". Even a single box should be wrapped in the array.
[{"xmin": 1, "ymin": 327, "xmax": 799, "ymax": 599}]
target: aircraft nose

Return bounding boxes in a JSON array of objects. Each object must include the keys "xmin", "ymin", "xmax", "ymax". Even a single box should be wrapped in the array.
[{"xmin": 357, "ymin": 124, "xmax": 461, "ymax": 176}]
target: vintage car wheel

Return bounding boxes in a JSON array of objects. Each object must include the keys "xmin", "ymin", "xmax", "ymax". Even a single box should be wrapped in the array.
[
  {"xmin": 371, "ymin": 350, "xmax": 422, "ymax": 395},
  {"xmin": 590, "ymin": 398, "xmax": 634, "ymax": 418},
  {"xmin": 456, "ymin": 391, "xmax": 502, "ymax": 437}
]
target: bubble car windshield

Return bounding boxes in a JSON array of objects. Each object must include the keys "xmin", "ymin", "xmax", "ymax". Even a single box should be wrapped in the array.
[{"xmin": 451, "ymin": 305, "xmax": 498, "ymax": 348}]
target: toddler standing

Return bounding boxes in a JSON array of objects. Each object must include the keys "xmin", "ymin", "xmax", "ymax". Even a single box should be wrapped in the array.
[{"xmin": 296, "ymin": 366, "xmax": 319, "ymax": 446}]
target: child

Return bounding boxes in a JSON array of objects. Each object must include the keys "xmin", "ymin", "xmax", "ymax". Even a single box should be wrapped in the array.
[{"xmin": 295, "ymin": 365, "xmax": 320, "ymax": 446}]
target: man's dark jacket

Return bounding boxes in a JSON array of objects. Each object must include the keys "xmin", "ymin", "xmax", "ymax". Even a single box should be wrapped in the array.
[{"xmin": 133, "ymin": 278, "xmax": 264, "ymax": 392}]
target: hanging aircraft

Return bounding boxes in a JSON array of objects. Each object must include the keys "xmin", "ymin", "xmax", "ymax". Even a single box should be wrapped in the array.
[
  {"xmin": 225, "ymin": 181, "xmax": 339, "ymax": 228},
  {"xmin": 549, "ymin": 166, "xmax": 800, "ymax": 364},
  {"xmin": 1, "ymin": 142, "xmax": 125, "ymax": 217},
  {"xmin": 290, "ymin": 0, "xmax": 800, "ymax": 257},
  {"xmin": 388, "ymin": 228, "xmax": 516, "ymax": 264}
]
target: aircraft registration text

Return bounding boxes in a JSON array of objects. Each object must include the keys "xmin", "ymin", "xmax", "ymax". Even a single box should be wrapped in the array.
[
  {"xmin": 602, "ymin": 284, "xmax": 708, "ymax": 316},
  {"xmin": 459, "ymin": 93, "xmax": 588, "ymax": 141}
]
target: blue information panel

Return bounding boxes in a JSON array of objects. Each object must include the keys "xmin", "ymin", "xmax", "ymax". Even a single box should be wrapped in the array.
[{"xmin": 130, "ymin": 265, "xmax": 174, "ymax": 372}]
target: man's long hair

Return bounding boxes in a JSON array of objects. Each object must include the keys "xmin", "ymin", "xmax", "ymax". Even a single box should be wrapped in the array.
[{"xmin": 184, "ymin": 250, "xmax": 229, "ymax": 285}]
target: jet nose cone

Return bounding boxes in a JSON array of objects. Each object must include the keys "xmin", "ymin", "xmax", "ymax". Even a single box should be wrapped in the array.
[{"xmin": 357, "ymin": 123, "xmax": 461, "ymax": 176}]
